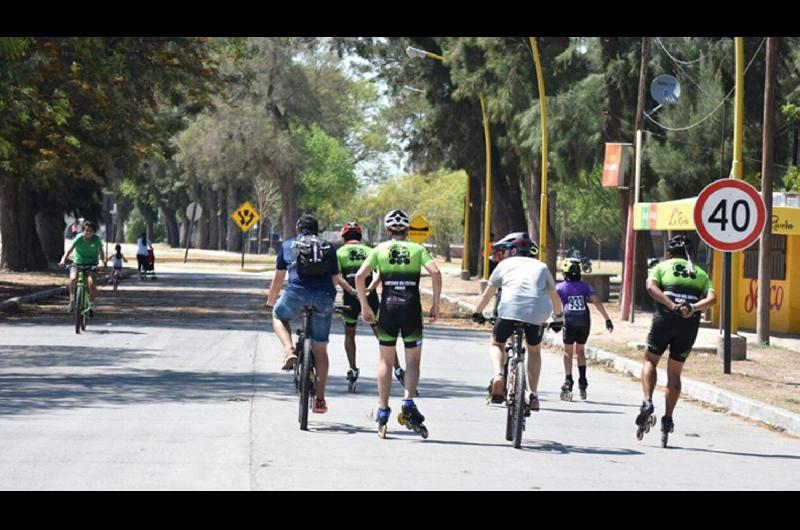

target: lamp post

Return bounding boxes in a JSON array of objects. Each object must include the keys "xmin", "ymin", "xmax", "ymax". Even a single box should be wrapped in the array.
[
  {"xmin": 528, "ymin": 38, "xmax": 549, "ymax": 268},
  {"xmin": 406, "ymin": 46, "xmax": 492, "ymax": 282}
]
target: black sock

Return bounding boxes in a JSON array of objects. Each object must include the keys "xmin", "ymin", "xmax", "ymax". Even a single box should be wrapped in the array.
[
  {"xmin": 565, "ymin": 374, "xmax": 573, "ymax": 382},
  {"xmin": 578, "ymin": 366, "xmax": 587, "ymax": 380}
]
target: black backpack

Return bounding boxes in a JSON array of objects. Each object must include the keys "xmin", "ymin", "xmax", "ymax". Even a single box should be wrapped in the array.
[{"xmin": 295, "ymin": 234, "xmax": 335, "ymax": 277}]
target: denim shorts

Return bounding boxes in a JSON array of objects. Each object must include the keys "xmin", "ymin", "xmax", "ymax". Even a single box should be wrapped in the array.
[{"xmin": 273, "ymin": 286, "xmax": 335, "ymax": 343}]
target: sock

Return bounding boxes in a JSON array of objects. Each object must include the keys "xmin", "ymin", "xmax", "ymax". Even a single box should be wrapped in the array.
[
  {"xmin": 578, "ymin": 365, "xmax": 587, "ymax": 380},
  {"xmin": 565, "ymin": 374, "xmax": 573, "ymax": 382},
  {"xmin": 402, "ymin": 399, "xmax": 414, "ymax": 408}
]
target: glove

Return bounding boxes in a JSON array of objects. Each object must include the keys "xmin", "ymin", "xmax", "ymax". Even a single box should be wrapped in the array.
[
  {"xmin": 605, "ymin": 319, "xmax": 614, "ymax": 332},
  {"xmin": 472, "ymin": 312, "xmax": 486, "ymax": 325},
  {"xmin": 548, "ymin": 312, "xmax": 564, "ymax": 333}
]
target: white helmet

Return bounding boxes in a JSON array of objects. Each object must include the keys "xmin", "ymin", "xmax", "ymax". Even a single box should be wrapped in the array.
[{"xmin": 384, "ymin": 209, "xmax": 410, "ymax": 231}]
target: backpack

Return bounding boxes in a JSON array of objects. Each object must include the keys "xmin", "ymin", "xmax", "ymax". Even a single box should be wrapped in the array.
[{"xmin": 295, "ymin": 234, "xmax": 335, "ymax": 277}]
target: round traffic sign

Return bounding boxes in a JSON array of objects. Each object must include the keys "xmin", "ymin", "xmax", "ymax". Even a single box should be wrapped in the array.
[
  {"xmin": 186, "ymin": 202, "xmax": 203, "ymax": 222},
  {"xmin": 693, "ymin": 179, "xmax": 766, "ymax": 252}
]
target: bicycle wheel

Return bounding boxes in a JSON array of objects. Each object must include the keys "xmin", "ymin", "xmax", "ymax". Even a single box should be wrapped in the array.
[
  {"xmin": 504, "ymin": 359, "xmax": 513, "ymax": 441},
  {"xmin": 512, "ymin": 354, "xmax": 526, "ymax": 449},
  {"xmin": 74, "ymin": 284, "xmax": 84, "ymax": 334},
  {"xmin": 299, "ymin": 338, "xmax": 313, "ymax": 431}
]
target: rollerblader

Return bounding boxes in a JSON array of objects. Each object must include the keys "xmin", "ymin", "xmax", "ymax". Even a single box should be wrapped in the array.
[
  {"xmin": 556, "ymin": 258, "xmax": 614, "ymax": 401},
  {"xmin": 336, "ymin": 222, "xmax": 409, "ymax": 392},
  {"xmin": 355, "ymin": 209, "xmax": 442, "ymax": 438},
  {"xmin": 636, "ymin": 235, "xmax": 717, "ymax": 446}
]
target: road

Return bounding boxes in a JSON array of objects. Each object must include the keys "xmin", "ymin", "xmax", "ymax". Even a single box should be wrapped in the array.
[{"xmin": 0, "ymin": 268, "xmax": 798, "ymax": 490}]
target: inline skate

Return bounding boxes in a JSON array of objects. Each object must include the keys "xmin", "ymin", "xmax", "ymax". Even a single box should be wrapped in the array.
[
  {"xmin": 560, "ymin": 377, "xmax": 573, "ymax": 401},
  {"xmin": 346, "ymin": 368, "xmax": 359, "ymax": 393},
  {"xmin": 376, "ymin": 407, "xmax": 391, "ymax": 439},
  {"xmin": 578, "ymin": 377, "xmax": 588, "ymax": 400},
  {"xmin": 397, "ymin": 400, "xmax": 428, "ymax": 439},
  {"xmin": 635, "ymin": 400, "xmax": 657, "ymax": 440},
  {"xmin": 661, "ymin": 416, "xmax": 674, "ymax": 448}
]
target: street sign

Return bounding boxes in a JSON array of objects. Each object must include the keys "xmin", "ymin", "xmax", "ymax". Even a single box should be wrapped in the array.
[
  {"xmin": 694, "ymin": 179, "xmax": 767, "ymax": 252},
  {"xmin": 408, "ymin": 214, "xmax": 433, "ymax": 244},
  {"xmin": 650, "ymin": 74, "xmax": 681, "ymax": 105},
  {"xmin": 231, "ymin": 201, "xmax": 261, "ymax": 232},
  {"xmin": 186, "ymin": 202, "xmax": 203, "ymax": 223}
]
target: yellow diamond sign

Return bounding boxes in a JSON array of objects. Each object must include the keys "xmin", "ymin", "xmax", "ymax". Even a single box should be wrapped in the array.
[
  {"xmin": 408, "ymin": 214, "xmax": 433, "ymax": 244},
  {"xmin": 232, "ymin": 201, "xmax": 261, "ymax": 232}
]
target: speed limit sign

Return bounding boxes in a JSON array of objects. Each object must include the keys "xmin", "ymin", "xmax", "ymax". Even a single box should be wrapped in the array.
[{"xmin": 694, "ymin": 179, "xmax": 767, "ymax": 252}]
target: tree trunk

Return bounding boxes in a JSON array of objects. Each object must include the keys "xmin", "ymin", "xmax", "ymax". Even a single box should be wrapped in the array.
[
  {"xmin": 226, "ymin": 179, "xmax": 242, "ymax": 252},
  {"xmin": 279, "ymin": 172, "xmax": 298, "ymax": 240},
  {"xmin": 161, "ymin": 206, "xmax": 180, "ymax": 248},
  {"xmin": 138, "ymin": 202, "xmax": 156, "ymax": 242},
  {"xmin": 35, "ymin": 208, "xmax": 66, "ymax": 264},
  {"xmin": 0, "ymin": 176, "xmax": 48, "ymax": 271},
  {"xmin": 217, "ymin": 187, "xmax": 227, "ymax": 251},
  {"xmin": 206, "ymin": 187, "xmax": 218, "ymax": 250},
  {"xmin": 114, "ymin": 196, "xmax": 132, "ymax": 244},
  {"xmin": 197, "ymin": 185, "xmax": 211, "ymax": 250}
]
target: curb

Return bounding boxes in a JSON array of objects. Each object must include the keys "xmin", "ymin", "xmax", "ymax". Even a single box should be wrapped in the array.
[
  {"xmin": 423, "ymin": 288, "xmax": 800, "ymax": 437},
  {"xmin": 0, "ymin": 268, "xmax": 136, "ymax": 314}
]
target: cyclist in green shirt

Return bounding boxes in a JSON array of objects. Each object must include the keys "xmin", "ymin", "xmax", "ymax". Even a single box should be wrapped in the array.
[
  {"xmin": 59, "ymin": 220, "xmax": 106, "ymax": 316},
  {"xmin": 635, "ymin": 235, "xmax": 717, "ymax": 442},
  {"xmin": 354, "ymin": 209, "xmax": 442, "ymax": 436}
]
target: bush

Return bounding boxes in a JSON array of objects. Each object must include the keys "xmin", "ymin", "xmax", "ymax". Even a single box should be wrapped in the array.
[{"xmin": 125, "ymin": 212, "xmax": 166, "ymax": 243}]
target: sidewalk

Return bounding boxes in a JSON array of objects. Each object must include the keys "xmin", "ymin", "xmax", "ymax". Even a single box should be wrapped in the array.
[{"xmin": 418, "ymin": 257, "xmax": 800, "ymax": 432}]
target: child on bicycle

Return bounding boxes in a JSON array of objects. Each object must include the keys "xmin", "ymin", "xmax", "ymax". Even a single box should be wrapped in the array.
[
  {"xmin": 105, "ymin": 244, "xmax": 128, "ymax": 285},
  {"xmin": 556, "ymin": 258, "xmax": 613, "ymax": 401}
]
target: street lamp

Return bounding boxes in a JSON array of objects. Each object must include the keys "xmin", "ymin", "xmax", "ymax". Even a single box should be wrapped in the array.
[{"xmin": 405, "ymin": 45, "xmax": 492, "ymax": 283}]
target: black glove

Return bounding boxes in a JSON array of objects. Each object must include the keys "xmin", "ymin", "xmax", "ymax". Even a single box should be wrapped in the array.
[
  {"xmin": 605, "ymin": 319, "xmax": 614, "ymax": 332},
  {"xmin": 472, "ymin": 312, "xmax": 486, "ymax": 325}
]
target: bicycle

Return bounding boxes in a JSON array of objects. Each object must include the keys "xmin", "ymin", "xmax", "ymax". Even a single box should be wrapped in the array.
[
  {"xmin": 69, "ymin": 264, "xmax": 99, "ymax": 334},
  {"xmin": 477, "ymin": 317, "xmax": 529, "ymax": 448},
  {"xmin": 292, "ymin": 303, "xmax": 350, "ymax": 431},
  {"xmin": 110, "ymin": 268, "xmax": 122, "ymax": 292}
]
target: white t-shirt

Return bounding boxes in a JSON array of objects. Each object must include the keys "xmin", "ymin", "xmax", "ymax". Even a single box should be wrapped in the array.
[
  {"xmin": 136, "ymin": 237, "xmax": 151, "ymax": 256},
  {"xmin": 488, "ymin": 256, "xmax": 555, "ymax": 325}
]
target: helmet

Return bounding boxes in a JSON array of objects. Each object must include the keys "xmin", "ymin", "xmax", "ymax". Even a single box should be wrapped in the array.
[
  {"xmin": 562, "ymin": 258, "xmax": 581, "ymax": 281},
  {"xmin": 340, "ymin": 222, "xmax": 362, "ymax": 241},
  {"xmin": 492, "ymin": 232, "xmax": 536, "ymax": 257},
  {"xmin": 666, "ymin": 235, "xmax": 692, "ymax": 257},
  {"xmin": 384, "ymin": 209, "xmax": 410, "ymax": 232}
]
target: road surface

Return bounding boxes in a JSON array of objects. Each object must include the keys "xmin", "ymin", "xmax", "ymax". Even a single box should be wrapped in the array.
[{"xmin": 0, "ymin": 268, "xmax": 797, "ymax": 490}]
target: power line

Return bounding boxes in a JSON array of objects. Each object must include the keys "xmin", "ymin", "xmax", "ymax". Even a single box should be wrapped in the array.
[
  {"xmin": 644, "ymin": 38, "xmax": 766, "ymax": 132},
  {"xmin": 654, "ymin": 37, "xmax": 704, "ymax": 66}
]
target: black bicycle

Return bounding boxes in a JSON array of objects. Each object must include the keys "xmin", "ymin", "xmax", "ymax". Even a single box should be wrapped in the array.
[
  {"xmin": 293, "ymin": 304, "xmax": 349, "ymax": 431},
  {"xmin": 477, "ymin": 317, "xmax": 529, "ymax": 448}
]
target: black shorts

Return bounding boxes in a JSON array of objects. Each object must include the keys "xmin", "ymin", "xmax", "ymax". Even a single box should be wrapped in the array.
[
  {"xmin": 342, "ymin": 291, "xmax": 380, "ymax": 327},
  {"xmin": 493, "ymin": 319, "xmax": 545, "ymax": 346},
  {"xmin": 563, "ymin": 319, "xmax": 591, "ymax": 345},
  {"xmin": 136, "ymin": 255, "xmax": 148, "ymax": 270},
  {"xmin": 376, "ymin": 307, "xmax": 423, "ymax": 348},
  {"xmin": 646, "ymin": 314, "xmax": 700, "ymax": 363}
]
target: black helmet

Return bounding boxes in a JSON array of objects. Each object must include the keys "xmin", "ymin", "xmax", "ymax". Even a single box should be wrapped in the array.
[
  {"xmin": 666, "ymin": 235, "xmax": 692, "ymax": 258},
  {"xmin": 492, "ymin": 232, "xmax": 536, "ymax": 257}
]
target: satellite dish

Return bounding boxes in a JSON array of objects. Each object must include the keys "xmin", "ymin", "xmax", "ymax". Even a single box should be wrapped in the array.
[{"xmin": 650, "ymin": 74, "xmax": 681, "ymax": 105}]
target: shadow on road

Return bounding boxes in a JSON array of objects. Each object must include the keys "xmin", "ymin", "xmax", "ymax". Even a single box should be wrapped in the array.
[
  {"xmin": 423, "ymin": 437, "xmax": 644, "ymax": 456},
  {"xmin": 0, "ymin": 345, "xmax": 159, "ymax": 369},
  {"xmin": 662, "ymin": 445, "xmax": 800, "ymax": 460}
]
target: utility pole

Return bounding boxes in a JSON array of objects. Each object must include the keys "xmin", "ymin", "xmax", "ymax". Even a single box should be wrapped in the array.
[
  {"xmin": 757, "ymin": 37, "xmax": 778, "ymax": 344},
  {"xmin": 622, "ymin": 36, "xmax": 650, "ymax": 322}
]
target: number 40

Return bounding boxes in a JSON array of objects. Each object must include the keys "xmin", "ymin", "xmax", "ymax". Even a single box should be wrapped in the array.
[{"xmin": 708, "ymin": 199, "xmax": 750, "ymax": 232}]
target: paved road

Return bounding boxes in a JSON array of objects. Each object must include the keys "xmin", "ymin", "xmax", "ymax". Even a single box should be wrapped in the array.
[{"xmin": 1, "ymin": 268, "xmax": 798, "ymax": 490}]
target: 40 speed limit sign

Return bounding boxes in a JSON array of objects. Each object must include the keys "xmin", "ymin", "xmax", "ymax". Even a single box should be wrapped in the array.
[{"xmin": 693, "ymin": 179, "xmax": 767, "ymax": 252}]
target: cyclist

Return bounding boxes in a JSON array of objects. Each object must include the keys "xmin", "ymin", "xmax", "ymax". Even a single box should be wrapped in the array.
[
  {"xmin": 136, "ymin": 232, "xmax": 153, "ymax": 278},
  {"xmin": 556, "ymin": 258, "xmax": 614, "ymax": 400},
  {"xmin": 105, "ymin": 244, "xmax": 128, "ymax": 285},
  {"xmin": 354, "ymin": 209, "xmax": 442, "ymax": 431},
  {"xmin": 266, "ymin": 213, "xmax": 342, "ymax": 414},
  {"xmin": 59, "ymin": 220, "xmax": 105, "ymax": 317},
  {"xmin": 472, "ymin": 232, "xmax": 563, "ymax": 411},
  {"xmin": 636, "ymin": 234, "xmax": 717, "ymax": 439}
]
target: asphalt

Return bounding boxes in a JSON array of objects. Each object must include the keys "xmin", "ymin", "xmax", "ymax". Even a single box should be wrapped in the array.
[{"xmin": 0, "ymin": 268, "xmax": 798, "ymax": 490}]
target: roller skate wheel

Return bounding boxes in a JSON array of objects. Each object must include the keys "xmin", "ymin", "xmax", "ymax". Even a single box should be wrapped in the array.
[
  {"xmin": 378, "ymin": 424, "xmax": 387, "ymax": 439},
  {"xmin": 347, "ymin": 381, "xmax": 356, "ymax": 393},
  {"xmin": 419, "ymin": 426, "xmax": 429, "ymax": 439},
  {"xmin": 661, "ymin": 433, "xmax": 668, "ymax": 448},
  {"xmin": 644, "ymin": 423, "xmax": 651, "ymax": 433},
  {"xmin": 650, "ymin": 415, "xmax": 657, "ymax": 426},
  {"xmin": 636, "ymin": 429, "xmax": 644, "ymax": 441},
  {"xmin": 397, "ymin": 413, "xmax": 407, "ymax": 426},
  {"xmin": 580, "ymin": 390, "xmax": 587, "ymax": 400}
]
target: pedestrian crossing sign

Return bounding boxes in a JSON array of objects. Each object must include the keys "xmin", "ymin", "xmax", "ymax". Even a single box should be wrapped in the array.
[{"xmin": 232, "ymin": 201, "xmax": 261, "ymax": 232}]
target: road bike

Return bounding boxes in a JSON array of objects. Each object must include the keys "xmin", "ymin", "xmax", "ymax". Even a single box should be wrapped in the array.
[{"xmin": 293, "ymin": 303, "xmax": 349, "ymax": 431}]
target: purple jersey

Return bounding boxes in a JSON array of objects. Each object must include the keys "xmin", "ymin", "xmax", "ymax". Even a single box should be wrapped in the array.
[{"xmin": 556, "ymin": 281, "xmax": 596, "ymax": 325}]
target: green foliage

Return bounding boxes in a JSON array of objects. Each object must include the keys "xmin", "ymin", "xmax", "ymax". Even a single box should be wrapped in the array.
[
  {"xmin": 554, "ymin": 167, "xmax": 621, "ymax": 244},
  {"xmin": 781, "ymin": 166, "xmax": 800, "ymax": 192},
  {"xmin": 125, "ymin": 211, "xmax": 166, "ymax": 243}
]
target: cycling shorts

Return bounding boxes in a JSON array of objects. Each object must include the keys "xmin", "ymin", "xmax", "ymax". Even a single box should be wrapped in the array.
[
  {"xmin": 493, "ymin": 319, "xmax": 545, "ymax": 346},
  {"xmin": 646, "ymin": 313, "xmax": 700, "ymax": 363},
  {"xmin": 69, "ymin": 264, "xmax": 98, "ymax": 280},
  {"xmin": 376, "ymin": 309, "xmax": 423, "ymax": 348},
  {"xmin": 341, "ymin": 291, "xmax": 380, "ymax": 327},
  {"xmin": 563, "ymin": 318, "xmax": 591, "ymax": 345}
]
